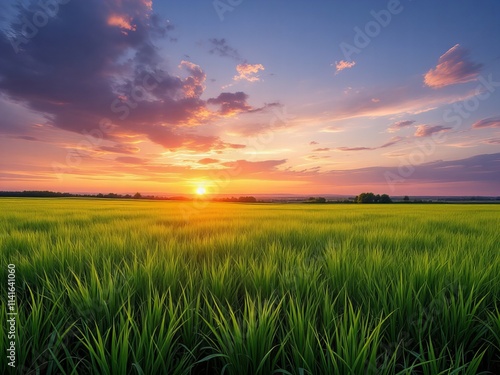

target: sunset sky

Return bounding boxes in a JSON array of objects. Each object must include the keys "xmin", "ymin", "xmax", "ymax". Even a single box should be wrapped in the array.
[{"xmin": 1, "ymin": 0, "xmax": 499, "ymax": 196}]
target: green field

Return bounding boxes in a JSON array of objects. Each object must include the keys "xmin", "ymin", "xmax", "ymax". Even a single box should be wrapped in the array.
[{"xmin": 1, "ymin": 198, "xmax": 500, "ymax": 374}]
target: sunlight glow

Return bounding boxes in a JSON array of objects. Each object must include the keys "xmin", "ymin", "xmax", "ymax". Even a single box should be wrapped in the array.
[{"xmin": 196, "ymin": 186, "xmax": 206, "ymax": 195}]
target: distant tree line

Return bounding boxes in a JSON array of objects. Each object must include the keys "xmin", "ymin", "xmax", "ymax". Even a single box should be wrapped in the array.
[
  {"xmin": 213, "ymin": 196, "xmax": 258, "ymax": 203},
  {"xmin": 306, "ymin": 197, "xmax": 327, "ymax": 203},
  {"xmin": 0, "ymin": 191, "xmax": 259, "ymax": 202},
  {"xmin": 355, "ymin": 192, "xmax": 392, "ymax": 203}
]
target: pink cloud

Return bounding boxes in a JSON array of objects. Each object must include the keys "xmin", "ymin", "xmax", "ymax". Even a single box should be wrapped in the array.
[
  {"xmin": 334, "ymin": 60, "xmax": 356, "ymax": 74},
  {"xmin": 234, "ymin": 63, "xmax": 265, "ymax": 82},
  {"xmin": 318, "ymin": 85, "xmax": 481, "ymax": 122},
  {"xmin": 414, "ymin": 125, "xmax": 451, "ymax": 137},
  {"xmin": 424, "ymin": 44, "xmax": 482, "ymax": 88},
  {"xmin": 483, "ymin": 138, "xmax": 500, "ymax": 145},
  {"xmin": 387, "ymin": 120, "xmax": 415, "ymax": 133},
  {"xmin": 472, "ymin": 116, "xmax": 500, "ymax": 129}
]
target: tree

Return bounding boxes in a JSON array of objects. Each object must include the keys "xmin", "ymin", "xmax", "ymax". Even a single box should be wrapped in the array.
[
  {"xmin": 238, "ymin": 196, "xmax": 257, "ymax": 202},
  {"xmin": 306, "ymin": 197, "xmax": 326, "ymax": 203},
  {"xmin": 133, "ymin": 192, "xmax": 142, "ymax": 199},
  {"xmin": 357, "ymin": 192, "xmax": 375, "ymax": 203},
  {"xmin": 379, "ymin": 194, "xmax": 392, "ymax": 203},
  {"xmin": 403, "ymin": 195, "xmax": 410, "ymax": 202},
  {"xmin": 356, "ymin": 192, "xmax": 392, "ymax": 203}
]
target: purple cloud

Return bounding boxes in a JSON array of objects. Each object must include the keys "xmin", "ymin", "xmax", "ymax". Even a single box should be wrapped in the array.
[
  {"xmin": 472, "ymin": 116, "xmax": 500, "ymax": 129},
  {"xmin": 0, "ymin": 0, "xmax": 260, "ymax": 153}
]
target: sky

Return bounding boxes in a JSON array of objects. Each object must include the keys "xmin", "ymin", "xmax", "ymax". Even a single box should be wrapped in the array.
[{"xmin": 0, "ymin": 0, "xmax": 499, "ymax": 196}]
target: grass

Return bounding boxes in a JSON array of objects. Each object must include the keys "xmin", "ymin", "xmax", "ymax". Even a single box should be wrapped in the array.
[{"xmin": 0, "ymin": 198, "xmax": 499, "ymax": 374}]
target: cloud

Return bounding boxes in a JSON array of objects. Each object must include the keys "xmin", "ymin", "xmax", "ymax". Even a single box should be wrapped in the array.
[
  {"xmin": 336, "ymin": 136, "xmax": 404, "ymax": 152},
  {"xmin": 313, "ymin": 148, "xmax": 330, "ymax": 152},
  {"xmin": 107, "ymin": 14, "xmax": 136, "ymax": 31},
  {"xmin": 208, "ymin": 38, "xmax": 242, "ymax": 61},
  {"xmin": 388, "ymin": 120, "xmax": 415, "ymax": 133},
  {"xmin": 483, "ymin": 138, "xmax": 500, "ymax": 145},
  {"xmin": 320, "ymin": 125, "xmax": 344, "ymax": 133},
  {"xmin": 334, "ymin": 60, "xmax": 356, "ymax": 74},
  {"xmin": 198, "ymin": 158, "xmax": 219, "ymax": 164},
  {"xmin": 472, "ymin": 116, "xmax": 500, "ymax": 129},
  {"xmin": 234, "ymin": 63, "xmax": 265, "ymax": 82},
  {"xmin": 207, "ymin": 92, "xmax": 252, "ymax": 116},
  {"xmin": 414, "ymin": 125, "xmax": 451, "ymax": 137},
  {"xmin": 0, "ymin": 1, "xmax": 266, "ymax": 154},
  {"xmin": 221, "ymin": 159, "xmax": 287, "ymax": 175},
  {"xmin": 115, "ymin": 156, "xmax": 148, "ymax": 164},
  {"xmin": 98, "ymin": 144, "xmax": 140, "ymax": 154},
  {"xmin": 306, "ymin": 155, "xmax": 330, "ymax": 160},
  {"xmin": 179, "ymin": 61, "xmax": 206, "ymax": 98},
  {"xmin": 320, "ymin": 84, "xmax": 481, "ymax": 122},
  {"xmin": 380, "ymin": 136, "xmax": 404, "ymax": 148},
  {"xmin": 309, "ymin": 141, "xmax": 319, "ymax": 145},
  {"xmin": 337, "ymin": 146, "xmax": 372, "ymax": 152},
  {"xmin": 424, "ymin": 44, "xmax": 482, "ymax": 88}
]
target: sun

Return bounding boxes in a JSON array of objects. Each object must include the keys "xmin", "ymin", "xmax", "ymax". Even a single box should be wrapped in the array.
[{"xmin": 196, "ymin": 186, "xmax": 206, "ymax": 195}]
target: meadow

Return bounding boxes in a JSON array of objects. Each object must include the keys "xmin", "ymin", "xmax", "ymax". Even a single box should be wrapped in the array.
[{"xmin": 1, "ymin": 198, "xmax": 499, "ymax": 374}]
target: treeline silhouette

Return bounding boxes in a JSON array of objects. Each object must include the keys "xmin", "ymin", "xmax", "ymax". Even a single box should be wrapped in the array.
[
  {"xmin": 305, "ymin": 193, "xmax": 393, "ymax": 204},
  {"xmin": 0, "ymin": 191, "xmax": 259, "ymax": 202}
]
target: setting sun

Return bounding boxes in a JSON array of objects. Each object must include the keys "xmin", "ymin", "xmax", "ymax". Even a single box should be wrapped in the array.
[{"xmin": 196, "ymin": 186, "xmax": 206, "ymax": 195}]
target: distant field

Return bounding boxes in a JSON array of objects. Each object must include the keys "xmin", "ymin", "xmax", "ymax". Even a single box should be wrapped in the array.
[{"xmin": 1, "ymin": 198, "xmax": 499, "ymax": 374}]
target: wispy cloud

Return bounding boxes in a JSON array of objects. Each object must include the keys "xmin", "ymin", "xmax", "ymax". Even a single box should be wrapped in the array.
[
  {"xmin": 472, "ymin": 116, "xmax": 500, "ymax": 129},
  {"xmin": 333, "ymin": 60, "xmax": 356, "ymax": 74},
  {"xmin": 414, "ymin": 125, "xmax": 451, "ymax": 137},
  {"xmin": 320, "ymin": 125, "xmax": 344, "ymax": 133},
  {"xmin": 198, "ymin": 158, "xmax": 219, "ymax": 164},
  {"xmin": 483, "ymin": 138, "xmax": 500, "ymax": 145},
  {"xmin": 387, "ymin": 120, "xmax": 415, "ymax": 133},
  {"xmin": 336, "ymin": 136, "xmax": 404, "ymax": 152},
  {"xmin": 208, "ymin": 38, "xmax": 242, "ymax": 61},
  {"xmin": 423, "ymin": 44, "xmax": 482, "ymax": 88}
]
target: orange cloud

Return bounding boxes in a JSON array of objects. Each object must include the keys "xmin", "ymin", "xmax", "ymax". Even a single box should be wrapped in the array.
[
  {"xmin": 107, "ymin": 14, "xmax": 136, "ymax": 31},
  {"xmin": 424, "ymin": 44, "xmax": 482, "ymax": 88},
  {"xmin": 334, "ymin": 60, "xmax": 356, "ymax": 73},
  {"xmin": 179, "ymin": 61, "xmax": 206, "ymax": 99},
  {"xmin": 234, "ymin": 63, "xmax": 265, "ymax": 82}
]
